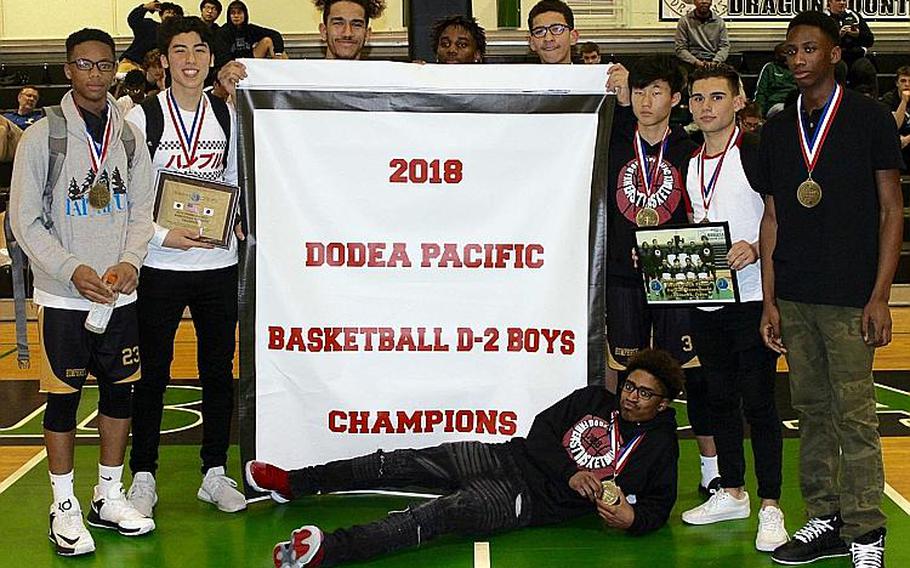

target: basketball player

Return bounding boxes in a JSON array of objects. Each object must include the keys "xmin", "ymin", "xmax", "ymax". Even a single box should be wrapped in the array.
[
  {"xmin": 679, "ymin": 63, "xmax": 787, "ymax": 554},
  {"xmin": 605, "ymin": 54, "xmax": 720, "ymax": 497},
  {"xmin": 248, "ymin": 349, "xmax": 682, "ymax": 568}
]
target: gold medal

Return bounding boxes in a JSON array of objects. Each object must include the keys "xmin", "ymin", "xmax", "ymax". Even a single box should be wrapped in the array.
[
  {"xmin": 600, "ymin": 479, "xmax": 620, "ymax": 505},
  {"xmin": 635, "ymin": 207, "xmax": 659, "ymax": 227},
  {"xmin": 797, "ymin": 178, "xmax": 822, "ymax": 208},
  {"xmin": 88, "ymin": 181, "xmax": 111, "ymax": 209}
]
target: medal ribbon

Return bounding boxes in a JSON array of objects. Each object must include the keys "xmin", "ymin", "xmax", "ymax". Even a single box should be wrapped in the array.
[
  {"xmin": 82, "ymin": 103, "xmax": 113, "ymax": 176},
  {"xmin": 609, "ymin": 411, "xmax": 646, "ymax": 477},
  {"xmin": 166, "ymin": 89, "xmax": 207, "ymax": 165},
  {"xmin": 796, "ymin": 84, "xmax": 843, "ymax": 178},
  {"xmin": 698, "ymin": 126, "xmax": 739, "ymax": 219},
  {"xmin": 633, "ymin": 127, "xmax": 670, "ymax": 209}
]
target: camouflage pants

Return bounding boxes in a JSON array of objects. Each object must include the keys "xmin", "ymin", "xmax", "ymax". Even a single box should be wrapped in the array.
[{"xmin": 778, "ymin": 299, "xmax": 885, "ymax": 540}]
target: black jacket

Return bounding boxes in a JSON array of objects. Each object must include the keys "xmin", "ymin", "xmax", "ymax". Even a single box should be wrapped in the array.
[
  {"xmin": 217, "ymin": 0, "xmax": 285, "ymax": 61},
  {"xmin": 120, "ymin": 4, "xmax": 159, "ymax": 64},
  {"xmin": 607, "ymin": 105, "xmax": 699, "ymax": 285},
  {"xmin": 506, "ymin": 385, "xmax": 679, "ymax": 535}
]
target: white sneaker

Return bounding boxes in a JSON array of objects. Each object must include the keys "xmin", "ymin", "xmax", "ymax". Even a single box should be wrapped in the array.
[
  {"xmin": 87, "ymin": 482, "xmax": 155, "ymax": 536},
  {"xmin": 127, "ymin": 472, "xmax": 158, "ymax": 518},
  {"xmin": 197, "ymin": 466, "xmax": 247, "ymax": 513},
  {"xmin": 681, "ymin": 488, "xmax": 751, "ymax": 525},
  {"xmin": 48, "ymin": 497, "xmax": 95, "ymax": 556},
  {"xmin": 756, "ymin": 505, "xmax": 789, "ymax": 552}
]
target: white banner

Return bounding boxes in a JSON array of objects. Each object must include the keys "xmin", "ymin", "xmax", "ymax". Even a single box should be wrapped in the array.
[{"xmin": 238, "ymin": 61, "xmax": 612, "ymax": 470}]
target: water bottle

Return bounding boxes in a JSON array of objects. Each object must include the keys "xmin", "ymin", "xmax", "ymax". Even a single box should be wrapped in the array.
[{"xmin": 84, "ymin": 274, "xmax": 118, "ymax": 334}]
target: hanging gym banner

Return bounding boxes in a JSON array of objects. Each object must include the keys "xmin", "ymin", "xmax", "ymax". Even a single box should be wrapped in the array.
[
  {"xmin": 236, "ymin": 60, "xmax": 613, "ymax": 472},
  {"xmin": 661, "ymin": 0, "xmax": 909, "ymax": 21}
]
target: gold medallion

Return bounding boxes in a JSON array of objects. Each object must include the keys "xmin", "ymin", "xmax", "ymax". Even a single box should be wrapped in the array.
[
  {"xmin": 797, "ymin": 179, "xmax": 822, "ymax": 208},
  {"xmin": 600, "ymin": 479, "xmax": 620, "ymax": 505},
  {"xmin": 635, "ymin": 207, "xmax": 659, "ymax": 227},
  {"xmin": 88, "ymin": 181, "xmax": 111, "ymax": 209}
]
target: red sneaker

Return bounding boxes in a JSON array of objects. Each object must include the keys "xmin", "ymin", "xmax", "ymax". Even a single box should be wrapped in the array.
[
  {"xmin": 290, "ymin": 525, "xmax": 324, "ymax": 567},
  {"xmin": 274, "ymin": 525, "xmax": 325, "ymax": 568},
  {"xmin": 245, "ymin": 460, "xmax": 292, "ymax": 503}
]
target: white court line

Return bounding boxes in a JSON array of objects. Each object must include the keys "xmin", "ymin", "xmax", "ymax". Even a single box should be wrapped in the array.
[
  {"xmin": 885, "ymin": 483, "xmax": 910, "ymax": 516},
  {"xmin": 0, "ymin": 403, "xmax": 46, "ymax": 431},
  {"xmin": 875, "ymin": 382, "xmax": 910, "ymax": 397},
  {"xmin": 0, "ymin": 448, "xmax": 46, "ymax": 495},
  {"xmin": 474, "ymin": 542, "xmax": 491, "ymax": 568}
]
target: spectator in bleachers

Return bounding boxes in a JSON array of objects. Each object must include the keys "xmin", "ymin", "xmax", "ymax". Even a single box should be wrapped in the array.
[
  {"xmin": 737, "ymin": 101, "xmax": 763, "ymax": 133},
  {"xmin": 528, "ymin": 0, "xmax": 578, "ymax": 65},
  {"xmin": 674, "ymin": 0, "xmax": 729, "ymax": 69},
  {"xmin": 826, "ymin": 0, "xmax": 876, "ymax": 92},
  {"xmin": 3, "ymin": 86, "xmax": 43, "ymax": 130},
  {"xmin": 217, "ymin": 1, "xmax": 286, "ymax": 60},
  {"xmin": 0, "ymin": 114, "xmax": 22, "ymax": 164},
  {"xmin": 432, "ymin": 15, "xmax": 485, "ymax": 64},
  {"xmin": 118, "ymin": 2, "xmax": 184, "ymax": 75},
  {"xmin": 142, "ymin": 49, "xmax": 167, "ymax": 96},
  {"xmin": 880, "ymin": 65, "xmax": 910, "ymax": 170},
  {"xmin": 754, "ymin": 42, "xmax": 797, "ymax": 118},
  {"xmin": 580, "ymin": 42, "xmax": 601, "ymax": 64},
  {"xmin": 200, "ymin": 0, "xmax": 222, "ymax": 31},
  {"xmin": 114, "ymin": 69, "xmax": 150, "ymax": 115}
]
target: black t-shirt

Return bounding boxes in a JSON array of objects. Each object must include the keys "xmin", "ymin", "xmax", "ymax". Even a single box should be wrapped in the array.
[
  {"xmin": 755, "ymin": 88, "xmax": 904, "ymax": 308},
  {"xmin": 607, "ymin": 105, "xmax": 699, "ymax": 286}
]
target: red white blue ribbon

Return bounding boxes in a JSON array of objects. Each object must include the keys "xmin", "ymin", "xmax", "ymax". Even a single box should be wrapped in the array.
[
  {"xmin": 796, "ymin": 83, "xmax": 843, "ymax": 177},
  {"xmin": 166, "ymin": 89, "xmax": 207, "ymax": 165},
  {"xmin": 698, "ymin": 126, "xmax": 739, "ymax": 219}
]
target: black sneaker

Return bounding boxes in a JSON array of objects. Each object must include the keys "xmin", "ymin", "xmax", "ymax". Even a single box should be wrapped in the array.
[
  {"xmin": 851, "ymin": 527, "xmax": 885, "ymax": 568},
  {"xmin": 771, "ymin": 514, "xmax": 850, "ymax": 565},
  {"xmin": 697, "ymin": 477, "xmax": 721, "ymax": 499}
]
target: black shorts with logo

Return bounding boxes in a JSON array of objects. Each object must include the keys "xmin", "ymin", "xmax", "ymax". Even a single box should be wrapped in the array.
[
  {"xmin": 39, "ymin": 303, "xmax": 141, "ymax": 394},
  {"xmin": 606, "ymin": 284, "xmax": 699, "ymax": 371}
]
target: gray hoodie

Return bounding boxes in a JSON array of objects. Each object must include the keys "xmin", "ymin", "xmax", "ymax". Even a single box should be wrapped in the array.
[{"xmin": 9, "ymin": 91, "xmax": 154, "ymax": 305}]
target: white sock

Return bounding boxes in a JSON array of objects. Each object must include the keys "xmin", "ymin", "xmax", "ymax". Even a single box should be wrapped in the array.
[
  {"xmin": 50, "ymin": 470, "xmax": 75, "ymax": 504},
  {"xmin": 98, "ymin": 463, "xmax": 123, "ymax": 490},
  {"xmin": 700, "ymin": 455, "xmax": 719, "ymax": 487}
]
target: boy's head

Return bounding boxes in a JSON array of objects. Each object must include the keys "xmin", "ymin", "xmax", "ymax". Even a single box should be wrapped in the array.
[{"xmin": 527, "ymin": 0, "xmax": 577, "ymax": 65}]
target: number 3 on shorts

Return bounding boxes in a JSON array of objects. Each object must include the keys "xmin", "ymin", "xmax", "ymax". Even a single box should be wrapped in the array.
[
  {"xmin": 122, "ymin": 346, "xmax": 140, "ymax": 366},
  {"xmin": 681, "ymin": 335, "xmax": 693, "ymax": 352}
]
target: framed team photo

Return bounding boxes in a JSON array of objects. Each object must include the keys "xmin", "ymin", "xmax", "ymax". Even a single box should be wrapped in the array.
[
  {"xmin": 634, "ymin": 222, "xmax": 740, "ymax": 306},
  {"xmin": 154, "ymin": 172, "xmax": 239, "ymax": 249}
]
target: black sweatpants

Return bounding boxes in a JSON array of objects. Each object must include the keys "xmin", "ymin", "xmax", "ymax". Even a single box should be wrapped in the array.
[
  {"xmin": 288, "ymin": 442, "xmax": 532, "ymax": 566},
  {"xmin": 692, "ymin": 302, "xmax": 783, "ymax": 499},
  {"xmin": 130, "ymin": 265, "xmax": 238, "ymax": 475}
]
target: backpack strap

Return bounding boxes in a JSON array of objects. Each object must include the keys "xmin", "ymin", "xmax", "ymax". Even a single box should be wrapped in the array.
[
  {"xmin": 121, "ymin": 118, "xmax": 136, "ymax": 168},
  {"xmin": 140, "ymin": 95, "xmax": 165, "ymax": 162},
  {"xmin": 206, "ymin": 92, "xmax": 231, "ymax": 168},
  {"xmin": 4, "ymin": 213, "xmax": 29, "ymax": 368},
  {"xmin": 43, "ymin": 105, "xmax": 66, "ymax": 230}
]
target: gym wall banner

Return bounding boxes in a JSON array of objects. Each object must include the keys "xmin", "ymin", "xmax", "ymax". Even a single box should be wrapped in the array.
[
  {"xmin": 660, "ymin": 0, "xmax": 909, "ymax": 21},
  {"xmin": 236, "ymin": 60, "xmax": 613, "ymax": 473}
]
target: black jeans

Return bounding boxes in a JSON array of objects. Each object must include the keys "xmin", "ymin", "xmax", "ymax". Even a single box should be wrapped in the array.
[
  {"xmin": 692, "ymin": 302, "xmax": 783, "ymax": 500},
  {"xmin": 288, "ymin": 442, "xmax": 531, "ymax": 566},
  {"xmin": 129, "ymin": 265, "xmax": 238, "ymax": 475}
]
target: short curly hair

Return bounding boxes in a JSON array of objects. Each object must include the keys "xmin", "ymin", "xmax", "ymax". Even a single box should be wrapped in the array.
[
  {"xmin": 624, "ymin": 349, "xmax": 684, "ymax": 400},
  {"xmin": 315, "ymin": 0, "xmax": 386, "ymax": 24},
  {"xmin": 431, "ymin": 15, "xmax": 486, "ymax": 58}
]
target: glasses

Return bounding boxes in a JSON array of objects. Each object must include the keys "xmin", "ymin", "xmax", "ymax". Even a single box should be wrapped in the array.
[
  {"xmin": 529, "ymin": 23, "xmax": 572, "ymax": 38},
  {"xmin": 68, "ymin": 58, "xmax": 116, "ymax": 73},
  {"xmin": 621, "ymin": 380, "xmax": 665, "ymax": 401}
]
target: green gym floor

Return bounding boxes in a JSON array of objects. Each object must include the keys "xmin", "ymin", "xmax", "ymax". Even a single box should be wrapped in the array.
[{"xmin": 2, "ymin": 377, "xmax": 910, "ymax": 567}]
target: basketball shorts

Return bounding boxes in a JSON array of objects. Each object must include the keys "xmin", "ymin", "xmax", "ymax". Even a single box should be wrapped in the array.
[{"xmin": 39, "ymin": 304, "xmax": 141, "ymax": 394}]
